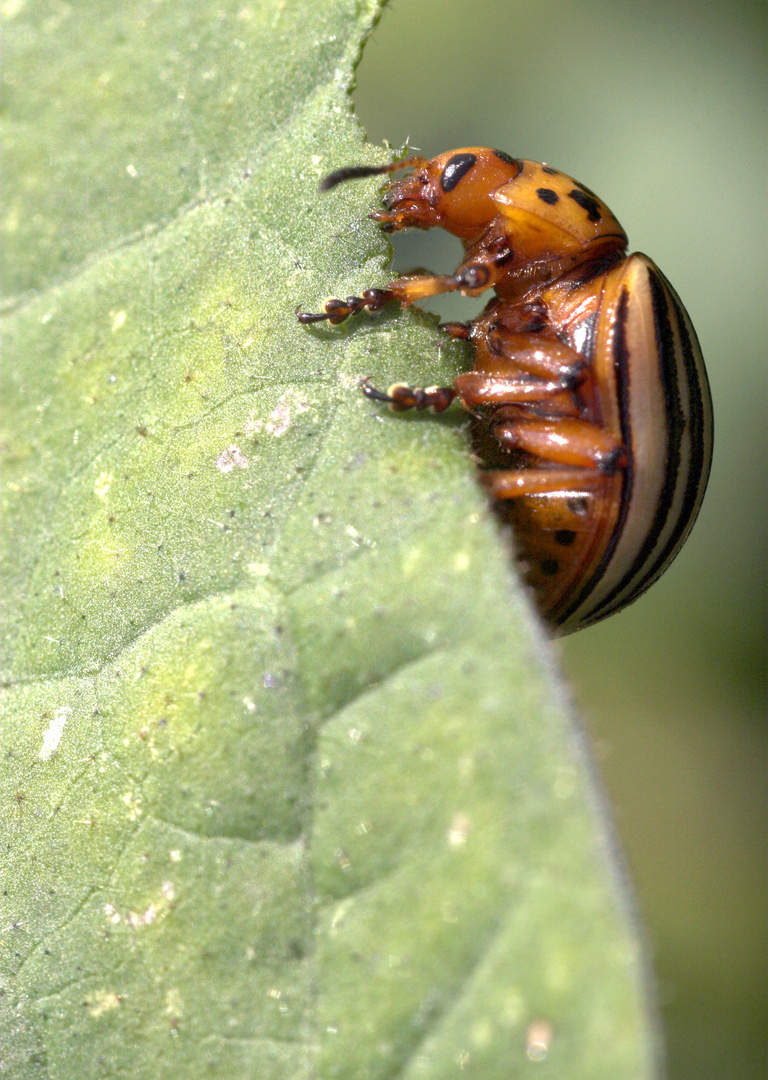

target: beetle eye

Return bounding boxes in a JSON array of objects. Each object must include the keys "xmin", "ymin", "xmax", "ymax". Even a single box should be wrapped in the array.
[{"xmin": 440, "ymin": 153, "xmax": 477, "ymax": 193}]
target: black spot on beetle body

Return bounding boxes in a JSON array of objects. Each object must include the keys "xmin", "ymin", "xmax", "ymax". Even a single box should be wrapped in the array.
[
  {"xmin": 554, "ymin": 529, "xmax": 577, "ymax": 547},
  {"xmin": 493, "ymin": 150, "xmax": 523, "ymax": 175},
  {"xmin": 542, "ymin": 165, "xmax": 559, "ymax": 175},
  {"xmin": 573, "ymin": 179, "xmax": 602, "ymax": 200},
  {"xmin": 536, "ymin": 187, "xmax": 559, "ymax": 205},
  {"xmin": 568, "ymin": 188, "xmax": 602, "ymax": 222},
  {"xmin": 541, "ymin": 558, "xmax": 560, "ymax": 576},
  {"xmin": 440, "ymin": 153, "xmax": 477, "ymax": 192}
]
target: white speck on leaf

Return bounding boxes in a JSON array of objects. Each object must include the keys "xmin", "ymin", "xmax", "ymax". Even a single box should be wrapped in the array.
[
  {"xmin": 246, "ymin": 390, "xmax": 310, "ymax": 438},
  {"xmin": 247, "ymin": 562, "xmax": 270, "ymax": 577},
  {"xmin": 104, "ymin": 903, "xmax": 121, "ymax": 924},
  {"xmin": 454, "ymin": 550, "xmax": 471, "ymax": 573},
  {"xmin": 122, "ymin": 790, "xmax": 142, "ymax": 820},
  {"xmin": 87, "ymin": 990, "xmax": 122, "ymax": 1017},
  {"xmin": 94, "ymin": 471, "xmax": 113, "ymax": 500},
  {"xmin": 39, "ymin": 706, "xmax": 71, "ymax": 760},
  {"xmin": 447, "ymin": 812, "xmax": 470, "ymax": 848},
  {"xmin": 216, "ymin": 445, "xmax": 249, "ymax": 473}
]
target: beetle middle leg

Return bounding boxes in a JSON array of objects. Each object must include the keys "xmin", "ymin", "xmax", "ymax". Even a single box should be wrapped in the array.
[{"xmin": 360, "ymin": 325, "xmax": 591, "ymax": 419}]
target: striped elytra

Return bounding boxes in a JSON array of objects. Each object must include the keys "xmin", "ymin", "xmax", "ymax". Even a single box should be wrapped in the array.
[
  {"xmin": 493, "ymin": 254, "xmax": 713, "ymax": 632},
  {"xmin": 298, "ymin": 148, "xmax": 713, "ymax": 634}
]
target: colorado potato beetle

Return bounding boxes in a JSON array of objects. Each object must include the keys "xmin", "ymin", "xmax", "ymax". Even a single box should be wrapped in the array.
[{"xmin": 297, "ymin": 148, "xmax": 713, "ymax": 633}]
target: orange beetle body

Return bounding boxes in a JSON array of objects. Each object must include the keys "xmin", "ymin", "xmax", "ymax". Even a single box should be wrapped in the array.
[{"xmin": 298, "ymin": 149, "xmax": 713, "ymax": 633}]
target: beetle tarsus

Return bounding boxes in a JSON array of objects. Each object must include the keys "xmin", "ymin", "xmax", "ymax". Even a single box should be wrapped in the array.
[
  {"xmin": 296, "ymin": 289, "xmax": 394, "ymax": 325},
  {"xmin": 360, "ymin": 378, "xmax": 394, "ymax": 404},
  {"xmin": 361, "ymin": 378, "xmax": 457, "ymax": 413}
]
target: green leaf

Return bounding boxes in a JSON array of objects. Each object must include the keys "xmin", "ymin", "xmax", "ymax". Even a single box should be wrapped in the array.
[{"xmin": 1, "ymin": 1, "xmax": 660, "ymax": 1077}]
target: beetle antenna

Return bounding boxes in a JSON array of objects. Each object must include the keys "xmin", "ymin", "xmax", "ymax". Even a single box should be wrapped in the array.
[{"xmin": 319, "ymin": 157, "xmax": 428, "ymax": 192}]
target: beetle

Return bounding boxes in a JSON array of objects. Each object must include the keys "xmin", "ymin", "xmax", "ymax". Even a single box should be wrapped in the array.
[{"xmin": 297, "ymin": 148, "xmax": 713, "ymax": 633}]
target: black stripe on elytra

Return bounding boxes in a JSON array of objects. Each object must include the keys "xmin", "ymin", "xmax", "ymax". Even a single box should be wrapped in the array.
[
  {"xmin": 591, "ymin": 265, "xmax": 691, "ymax": 621},
  {"xmin": 555, "ymin": 286, "xmax": 635, "ymax": 626},
  {"xmin": 606, "ymin": 270, "xmax": 711, "ymax": 607},
  {"xmin": 671, "ymin": 286, "xmax": 711, "ymax": 516}
]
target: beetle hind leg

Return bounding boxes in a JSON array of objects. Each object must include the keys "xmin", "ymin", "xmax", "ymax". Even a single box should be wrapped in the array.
[
  {"xmin": 479, "ymin": 466, "xmax": 603, "ymax": 500},
  {"xmin": 476, "ymin": 411, "xmax": 626, "ymax": 502},
  {"xmin": 489, "ymin": 413, "xmax": 626, "ymax": 474}
]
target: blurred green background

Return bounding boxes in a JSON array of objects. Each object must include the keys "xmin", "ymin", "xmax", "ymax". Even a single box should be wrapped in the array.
[{"xmin": 354, "ymin": 0, "xmax": 767, "ymax": 1077}]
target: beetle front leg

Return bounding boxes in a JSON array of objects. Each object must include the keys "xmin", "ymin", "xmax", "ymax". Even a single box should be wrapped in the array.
[
  {"xmin": 296, "ymin": 274, "xmax": 470, "ymax": 325},
  {"xmin": 296, "ymin": 279, "xmax": 443, "ymax": 324},
  {"xmin": 297, "ymin": 260, "xmax": 504, "ymax": 325}
]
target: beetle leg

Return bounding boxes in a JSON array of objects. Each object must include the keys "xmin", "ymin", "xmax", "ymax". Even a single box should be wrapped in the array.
[
  {"xmin": 298, "ymin": 259, "xmax": 509, "ymax": 325},
  {"xmin": 296, "ymin": 289, "xmax": 396, "ymax": 324},
  {"xmin": 361, "ymin": 378, "xmax": 457, "ymax": 413},
  {"xmin": 489, "ymin": 413, "xmax": 626, "ymax": 472},
  {"xmin": 386, "ymin": 257, "xmax": 509, "ymax": 302},
  {"xmin": 479, "ymin": 467, "xmax": 606, "ymax": 499},
  {"xmin": 439, "ymin": 321, "xmax": 472, "ymax": 340},
  {"xmin": 454, "ymin": 373, "xmax": 579, "ymax": 411},
  {"xmin": 296, "ymin": 272, "xmax": 464, "ymax": 324},
  {"xmin": 360, "ymin": 363, "xmax": 582, "ymax": 417},
  {"xmin": 480, "ymin": 327, "xmax": 588, "ymax": 386},
  {"xmin": 479, "ymin": 413, "xmax": 626, "ymax": 503}
]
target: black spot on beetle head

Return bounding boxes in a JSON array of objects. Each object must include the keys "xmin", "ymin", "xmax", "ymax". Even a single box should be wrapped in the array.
[
  {"xmin": 440, "ymin": 153, "xmax": 477, "ymax": 192},
  {"xmin": 568, "ymin": 188, "xmax": 602, "ymax": 223}
]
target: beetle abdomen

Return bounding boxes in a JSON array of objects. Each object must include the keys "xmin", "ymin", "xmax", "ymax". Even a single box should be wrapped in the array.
[{"xmin": 551, "ymin": 255, "xmax": 713, "ymax": 630}]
